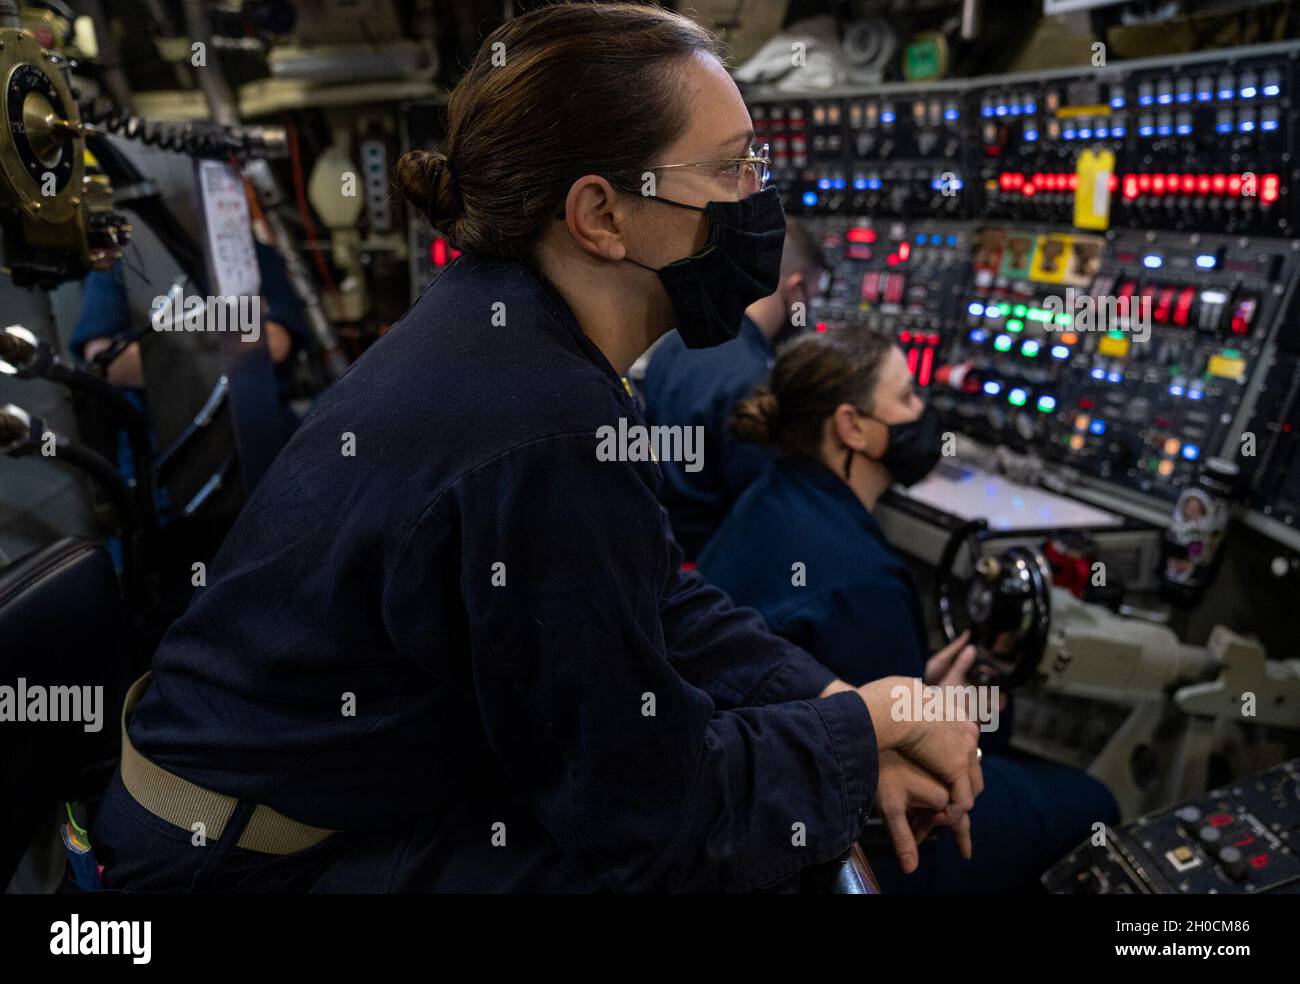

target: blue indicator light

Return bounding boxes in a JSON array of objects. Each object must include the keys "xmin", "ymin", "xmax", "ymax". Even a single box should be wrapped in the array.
[
  {"xmin": 1241, "ymin": 86, "xmax": 1257, "ymax": 98},
  {"xmin": 1008, "ymin": 387, "xmax": 1027, "ymax": 404},
  {"xmin": 983, "ymin": 380, "xmax": 1002, "ymax": 396},
  {"xmin": 1024, "ymin": 129, "xmax": 1039, "ymax": 142},
  {"xmin": 1215, "ymin": 121, "xmax": 1233, "ymax": 134},
  {"xmin": 1010, "ymin": 104, "xmax": 1022, "ymax": 115},
  {"xmin": 981, "ymin": 105, "xmax": 993, "ymax": 117},
  {"xmin": 1264, "ymin": 84, "xmax": 1281, "ymax": 96},
  {"xmin": 1196, "ymin": 254, "xmax": 1217, "ymax": 269},
  {"xmin": 832, "ymin": 177, "xmax": 846, "ymax": 189},
  {"xmin": 1139, "ymin": 94, "xmax": 1154, "ymax": 106},
  {"xmin": 1263, "ymin": 119, "xmax": 1279, "ymax": 131},
  {"xmin": 995, "ymin": 105, "xmax": 1007, "ymax": 116},
  {"xmin": 1188, "ymin": 389, "xmax": 1203, "ymax": 401},
  {"xmin": 1091, "ymin": 367, "xmax": 1106, "ymax": 380},
  {"xmin": 1219, "ymin": 88, "xmax": 1234, "ymax": 99},
  {"xmin": 1022, "ymin": 340, "xmax": 1041, "ymax": 357},
  {"xmin": 1176, "ymin": 123, "xmax": 1193, "ymax": 135},
  {"xmin": 1181, "ymin": 444, "xmax": 1200, "ymax": 461},
  {"xmin": 1089, "ymin": 420, "xmax": 1106, "ymax": 435},
  {"xmin": 1197, "ymin": 90, "xmax": 1213, "ymax": 101},
  {"xmin": 1096, "ymin": 126, "xmax": 1110, "ymax": 138},
  {"xmin": 1051, "ymin": 344, "xmax": 1070, "ymax": 360},
  {"xmin": 1143, "ymin": 254, "xmax": 1163, "ymax": 269},
  {"xmin": 1177, "ymin": 92, "xmax": 1192, "ymax": 103},
  {"xmin": 853, "ymin": 177, "xmax": 868, "ymax": 190},
  {"xmin": 881, "ymin": 111, "xmax": 896, "ymax": 123},
  {"xmin": 1110, "ymin": 96, "xmax": 1125, "ymax": 108},
  {"xmin": 1139, "ymin": 125, "xmax": 1155, "ymax": 137},
  {"xmin": 1080, "ymin": 128, "xmax": 1093, "ymax": 139},
  {"xmin": 1024, "ymin": 102, "xmax": 1037, "ymax": 114},
  {"xmin": 1169, "ymin": 384, "xmax": 1185, "ymax": 397},
  {"xmin": 1037, "ymin": 395, "xmax": 1057, "ymax": 412},
  {"xmin": 968, "ymin": 302, "xmax": 985, "ymax": 317},
  {"xmin": 1107, "ymin": 371, "xmax": 1123, "ymax": 384},
  {"xmin": 944, "ymin": 108, "xmax": 959, "ymax": 121},
  {"xmin": 1157, "ymin": 124, "xmax": 1172, "ymax": 136},
  {"xmin": 970, "ymin": 329, "xmax": 988, "ymax": 344},
  {"xmin": 1112, "ymin": 125, "xmax": 1126, "ymax": 137},
  {"xmin": 1240, "ymin": 120, "xmax": 1256, "ymax": 133},
  {"xmin": 1157, "ymin": 93, "xmax": 1173, "ymax": 105},
  {"xmin": 1063, "ymin": 128, "xmax": 1077, "ymax": 140},
  {"xmin": 817, "ymin": 178, "xmax": 832, "ymax": 190},
  {"xmin": 802, "ymin": 191, "xmax": 819, "ymax": 207},
  {"xmin": 916, "ymin": 234, "xmax": 928, "ymax": 245},
  {"xmin": 946, "ymin": 235, "xmax": 958, "ymax": 246},
  {"xmin": 867, "ymin": 178, "xmax": 882, "ymax": 190}
]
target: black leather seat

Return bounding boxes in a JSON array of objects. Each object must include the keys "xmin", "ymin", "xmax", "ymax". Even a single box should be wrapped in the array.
[{"xmin": 0, "ymin": 538, "xmax": 128, "ymax": 887}]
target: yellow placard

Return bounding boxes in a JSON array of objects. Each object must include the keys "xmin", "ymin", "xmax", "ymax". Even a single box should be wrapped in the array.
[
  {"xmin": 1098, "ymin": 334, "xmax": 1130, "ymax": 358},
  {"xmin": 1029, "ymin": 234, "xmax": 1071, "ymax": 283},
  {"xmin": 1208, "ymin": 354, "xmax": 1247, "ymax": 380},
  {"xmin": 1074, "ymin": 149, "xmax": 1115, "ymax": 231},
  {"xmin": 1056, "ymin": 104, "xmax": 1111, "ymax": 118}
]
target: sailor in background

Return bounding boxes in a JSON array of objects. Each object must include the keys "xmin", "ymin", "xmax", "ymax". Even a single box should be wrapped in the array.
[{"xmin": 698, "ymin": 329, "xmax": 1119, "ymax": 892}]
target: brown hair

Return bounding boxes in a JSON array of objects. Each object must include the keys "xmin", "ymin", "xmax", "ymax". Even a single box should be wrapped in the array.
[
  {"xmin": 394, "ymin": 2, "xmax": 725, "ymax": 262},
  {"xmin": 732, "ymin": 328, "xmax": 895, "ymax": 460}
]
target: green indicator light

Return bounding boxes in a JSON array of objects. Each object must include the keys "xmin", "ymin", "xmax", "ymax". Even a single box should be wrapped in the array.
[
  {"xmin": 1036, "ymin": 395, "xmax": 1057, "ymax": 412},
  {"xmin": 1027, "ymin": 309, "xmax": 1050, "ymax": 322},
  {"xmin": 1008, "ymin": 389, "xmax": 1028, "ymax": 407},
  {"xmin": 1222, "ymin": 348, "xmax": 1241, "ymax": 359},
  {"xmin": 1108, "ymin": 330, "xmax": 1125, "ymax": 339},
  {"xmin": 1006, "ymin": 318, "xmax": 1024, "ymax": 332},
  {"xmin": 1054, "ymin": 313, "xmax": 1072, "ymax": 326},
  {"xmin": 998, "ymin": 302, "xmax": 1012, "ymax": 316},
  {"xmin": 1012, "ymin": 304, "xmax": 1027, "ymax": 318},
  {"xmin": 994, "ymin": 334, "xmax": 1013, "ymax": 351}
]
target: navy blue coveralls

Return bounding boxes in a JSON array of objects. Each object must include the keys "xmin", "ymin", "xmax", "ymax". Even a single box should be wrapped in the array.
[
  {"xmin": 641, "ymin": 315, "xmax": 774, "ymax": 559},
  {"xmin": 697, "ymin": 456, "xmax": 1120, "ymax": 893},
  {"xmin": 90, "ymin": 252, "xmax": 881, "ymax": 893}
]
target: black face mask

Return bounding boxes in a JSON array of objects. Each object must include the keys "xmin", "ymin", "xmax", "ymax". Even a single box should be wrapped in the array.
[
  {"xmin": 849, "ymin": 404, "xmax": 945, "ymax": 487},
  {"xmin": 625, "ymin": 186, "xmax": 786, "ymax": 349}
]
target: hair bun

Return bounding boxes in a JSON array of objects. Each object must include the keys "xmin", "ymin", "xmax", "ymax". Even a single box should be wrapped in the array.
[
  {"xmin": 394, "ymin": 148, "xmax": 459, "ymax": 230},
  {"xmin": 730, "ymin": 386, "xmax": 780, "ymax": 445}
]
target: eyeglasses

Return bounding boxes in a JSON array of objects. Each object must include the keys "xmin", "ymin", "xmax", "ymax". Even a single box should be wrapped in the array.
[{"xmin": 648, "ymin": 142, "xmax": 772, "ymax": 195}]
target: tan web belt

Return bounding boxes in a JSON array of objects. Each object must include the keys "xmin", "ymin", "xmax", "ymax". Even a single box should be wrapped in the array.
[{"xmin": 119, "ymin": 672, "xmax": 336, "ymax": 855}]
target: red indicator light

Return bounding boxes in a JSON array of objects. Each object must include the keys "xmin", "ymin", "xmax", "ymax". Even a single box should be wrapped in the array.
[
  {"xmin": 999, "ymin": 173, "xmax": 1013, "ymax": 191},
  {"xmin": 1152, "ymin": 175, "xmax": 1165, "ymax": 195},
  {"xmin": 927, "ymin": 332, "xmax": 941, "ymax": 346},
  {"xmin": 1212, "ymin": 174, "xmax": 1227, "ymax": 193},
  {"xmin": 847, "ymin": 226, "xmax": 876, "ymax": 243},
  {"xmin": 899, "ymin": 241, "xmax": 911, "ymax": 261},
  {"xmin": 1023, "ymin": 184, "xmax": 1036, "ymax": 197},
  {"xmin": 1123, "ymin": 176, "xmax": 1139, "ymax": 200},
  {"xmin": 1210, "ymin": 813, "xmax": 1234, "ymax": 828},
  {"xmin": 431, "ymin": 238, "xmax": 448, "ymax": 267},
  {"xmin": 816, "ymin": 322, "xmax": 828, "ymax": 332},
  {"xmin": 1262, "ymin": 174, "xmax": 1281, "ymax": 204},
  {"xmin": 1068, "ymin": 174, "xmax": 1078, "ymax": 190},
  {"xmin": 899, "ymin": 330, "xmax": 913, "ymax": 343},
  {"xmin": 907, "ymin": 346, "xmax": 920, "ymax": 375},
  {"xmin": 1197, "ymin": 175, "xmax": 1211, "ymax": 194},
  {"xmin": 919, "ymin": 346, "xmax": 935, "ymax": 387},
  {"xmin": 1138, "ymin": 174, "xmax": 1151, "ymax": 192},
  {"xmin": 1234, "ymin": 834, "xmax": 1255, "ymax": 848},
  {"xmin": 1108, "ymin": 174, "xmax": 1119, "ymax": 192},
  {"xmin": 1251, "ymin": 854, "xmax": 1270, "ymax": 870},
  {"xmin": 886, "ymin": 253, "xmax": 900, "ymax": 266},
  {"xmin": 1182, "ymin": 174, "xmax": 1196, "ymax": 193},
  {"xmin": 1229, "ymin": 174, "xmax": 1243, "ymax": 195}
]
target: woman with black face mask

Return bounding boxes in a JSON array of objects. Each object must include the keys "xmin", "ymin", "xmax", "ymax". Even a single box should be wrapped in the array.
[
  {"xmin": 697, "ymin": 329, "xmax": 1119, "ymax": 893},
  {"xmin": 89, "ymin": 3, "xmax": 983, "ymax": 893}
]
